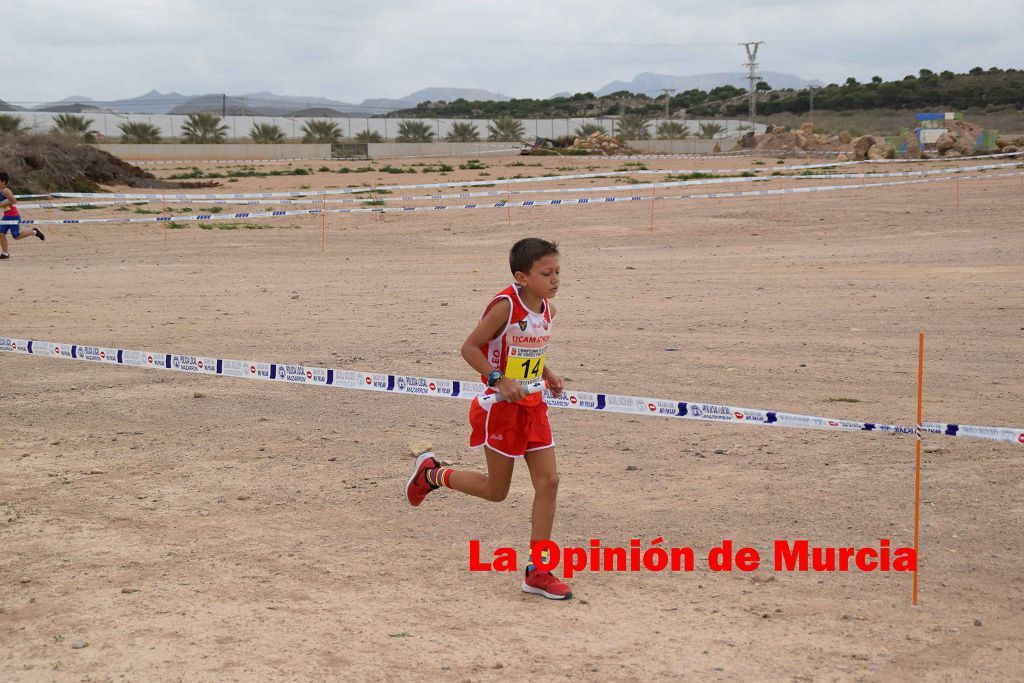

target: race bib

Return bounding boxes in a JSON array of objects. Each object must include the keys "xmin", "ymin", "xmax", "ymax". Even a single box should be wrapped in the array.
[{"xmin": 505, "ymin": 346, "xmax": 546, "ymax": 380}]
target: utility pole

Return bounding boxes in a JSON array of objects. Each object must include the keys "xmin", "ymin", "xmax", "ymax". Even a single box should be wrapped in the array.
[
  {"xmin": 222, "ymin": 93, "xmax": 227, "ymax": 117},
  {"xmin": 739, "ymin": 42, "xmax": 764, "ymax": 124},
  {"xmin": 659, "ymin": 88, "xmax": 676, "ymax": 120},
  {"xmin": 808, "ymin": 86, "xmax": 816, "ymax": 124}
]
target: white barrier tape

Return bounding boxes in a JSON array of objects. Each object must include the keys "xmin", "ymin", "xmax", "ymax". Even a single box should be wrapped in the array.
[
  {"xmin": 20, "ymin": 162, "xmax": 1022, "ymax": 210},
  {"xmin": 5, "ymin": 171, "xmax": 1019, "ymax": 227},
  {"xmin": 787, "ymin": 162, "xmax": 1022, "ymax": 180},
  {"xmin": 42, "ymin": 167, "xmax": 823, "ymax": 200},
  {"xmin": 477, "ymin": 380, "xmax": 548, "ymax": 407},
  {"xmin": 16, "ymin": 175, "xmax": 782, "ymax": 210},
  {"xmin": 2, "ymin": 335, "xmax": 1020, "ymax": 446},
  {"xmin": 843, "ymin": 150, "xmax": 1023, "ymax": 164},
  {"xmin": 602, "ymin": 149, "xmax": 842, "ymax": 160},
  {"xmin": 46, "ymin": 151, "xmax": 1024, "ymax": 201}
]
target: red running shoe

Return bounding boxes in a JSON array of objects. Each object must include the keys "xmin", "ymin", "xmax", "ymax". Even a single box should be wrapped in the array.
[
  {"xmin": 522, "ymin": 567, "xmax": 573, "ymax": 600},
  {"xmin": 405, "ymin": 451, "xmax": 440, "ymax": 507}
]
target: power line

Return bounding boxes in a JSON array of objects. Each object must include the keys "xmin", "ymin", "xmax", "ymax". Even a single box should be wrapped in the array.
[
  {"xmin": 658, "ymin": 88, "xmax": 676, "ymax": 120},
  {"xmin": 739, "ymin": 41, "xmax": 765, "ymax": 122}
]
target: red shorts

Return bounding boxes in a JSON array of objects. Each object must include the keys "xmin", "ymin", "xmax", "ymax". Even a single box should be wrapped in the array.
[{"xmin": 469, "ymin": 394, "xmax": 554, "ymax": 458}]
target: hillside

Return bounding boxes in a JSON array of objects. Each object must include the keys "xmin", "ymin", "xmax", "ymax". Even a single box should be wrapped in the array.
[
  {"xmin": 730, "ymin": 68, "xmax": 1024, "ymax": 117},
  {"xmin": 595, "ymin": 71, "xmax": 821, "ymax": 97},
  {"xmin": 393, "ymin": 68, "xmax": 1024, "ymax": 122}
]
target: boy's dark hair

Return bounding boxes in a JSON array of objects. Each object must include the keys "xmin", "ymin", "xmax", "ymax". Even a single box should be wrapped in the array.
[
  {"xmin": 0, "ymin": 172, "xmax": 8, "ymax": 184},
  {"xmin": 510, "ymin": 238, "xmax": 558, "ymax": 275}
]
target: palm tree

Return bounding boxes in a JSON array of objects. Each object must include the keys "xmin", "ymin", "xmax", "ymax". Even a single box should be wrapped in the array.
[
  {"xmin": 52, "ymin": 113, "xmax": 97, "ymax": 142},
  {"xmin": 616, "ymin": 114, "xmax": 650, "ymax": 140},
  {"xmin": 574, "ymin": 123, "xmax": 607, "ymax": 138},
  {"xmin": 698, "ymin": 122, "xmax": 726, "ymax": 139},
  {"xmin": 355, "ymin": 130, "xmax": 383, "ymax": 143},
  {"xmin": 249, "ymin": 123, "xmax": 286, "ymax": 144},
  {"xmin": 181, "ymin": 113, "xmax": 228, "ymax": 143},
  {"xmin": 301, "ymin": 120, "xmax": 342, "ymax": 144},
  {"xmin": 487, "ymin": 116, "xmax": 525, "ymax": 142},
  {"xmin": 445, "ymin": 121, "xmax": 481, "ymax": 142},
  {"xmin": 656, "ymin": 121, "xmax": 691, "ymax": 140},
  {"xmin": 118, "ymin": 121, "xmax": 163, "ymax": 143},
  {"xmin": 0, "ymin": 114, "xmax": 28, "ymax": 135},
  {"xmin": 396, "ymin": 120, "xmax": 435, "ymax": 143}
]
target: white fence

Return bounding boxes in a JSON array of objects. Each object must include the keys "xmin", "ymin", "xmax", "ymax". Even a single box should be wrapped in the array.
[
  {"xmin": 99, "ymin": 143, "xmax": 333, "ymax": 161},
  {"xmin": 96, "ymin": 139, "xmax": 739, "ymax": 162},
  {"xmin": 18, "ymin": 111, "xmax": 767, "ymax": 142}
]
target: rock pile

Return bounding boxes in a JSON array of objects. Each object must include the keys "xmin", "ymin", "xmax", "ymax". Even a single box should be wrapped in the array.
[
  {"xmin": 734, "ymin": 118, "xmax": 1002, "ymax": 160},
  {"xmin": 736, "ymin": 122, "xmax": 849, "ymax": 156},
  {"xmin": 567, "ymin": 131, "xmax": 639, "ymax": 155},
  {"xmin": 995, "ymin": 134, "xmax": 1024, "ymax": 153}
]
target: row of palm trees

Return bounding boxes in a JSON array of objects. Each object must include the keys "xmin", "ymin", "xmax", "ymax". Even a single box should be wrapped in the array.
[{"xmin": 0, "ymin": 112, "xmax": 726, "ymax": 144}]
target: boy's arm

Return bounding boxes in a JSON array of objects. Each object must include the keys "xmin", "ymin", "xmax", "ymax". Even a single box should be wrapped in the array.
[
  {"xmin": 541, "ymin": 301, "xmax": 562, "ymax": 396},
  {"xmin": 541, "ymin": 364, "xmax": 563, "ymax": 397},
  {"xmin": 0, "ymin": 188, "xmax": 13, "ymax": 209},
  {"xmin": 461, "ymin": 299, "xmax": 525, "ymax": 402}
]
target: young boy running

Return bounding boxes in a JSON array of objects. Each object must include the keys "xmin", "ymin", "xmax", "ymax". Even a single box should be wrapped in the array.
[
  {"xmin": 406, "ymin": 237, "xmax": 572, "ymax": 600},
  {"xmin": 0, "ymin": 172, "xmax": 45, "ymax": 259}
]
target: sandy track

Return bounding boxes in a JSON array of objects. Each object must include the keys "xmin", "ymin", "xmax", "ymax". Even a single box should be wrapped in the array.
[{"xmin": 2, "ymin": 155, "xmax": 1022, "ymax": 681}]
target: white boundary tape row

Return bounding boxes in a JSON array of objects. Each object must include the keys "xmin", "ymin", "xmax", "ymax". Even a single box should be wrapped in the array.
[
  {"xmin": 2, "ymin": 335, "xmax": 1020, "ymax": 446},
  {"xmin": 37, "ymin": 151, "xmax": 1024, "ymax": 201},
  {"xmin": 5, "ymin": 171, "xmax": 1020, "ymax": 227},
  {"xmin": 17, "ymin": 162, "xmax": 1022, "ymax": 210}
]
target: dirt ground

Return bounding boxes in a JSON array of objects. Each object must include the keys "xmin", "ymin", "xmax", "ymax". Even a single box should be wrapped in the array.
[{"xmin": 1, "ymin": 153, "xmax": 1023, "ymax": 681}]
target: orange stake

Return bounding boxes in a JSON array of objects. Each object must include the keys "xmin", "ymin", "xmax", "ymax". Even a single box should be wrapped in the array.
[
  {"xmin": 320, "ymin": 201, "xmax": 326, "ymax": 253},
  {"xmin": 912, "ymin": 331, "xmax": 924, "ymax": 605},
  {"xmin": 955, "ymin": 180, "xmax": 960, "ymax": 208},
  {"xmin": 650, "ymin": 183, "xmax": 656, "ymax": 232}
]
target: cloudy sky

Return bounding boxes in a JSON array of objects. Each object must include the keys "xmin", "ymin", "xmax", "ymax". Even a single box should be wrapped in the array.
[{"xmin": 8, "ymin": 0, "xmax": 1022, "ymax": 105}]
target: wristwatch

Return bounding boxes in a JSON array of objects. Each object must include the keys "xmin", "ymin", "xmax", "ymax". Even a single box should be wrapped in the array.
[{"xmin": 487, "ymin": 370, "xmax": 503, "ymax": 388}]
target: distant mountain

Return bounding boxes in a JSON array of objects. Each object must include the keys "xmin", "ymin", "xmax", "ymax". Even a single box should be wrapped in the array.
[
  {"xmin": 402, "ymin": 87, "xmax": 510, "ymax": 104},
  {"xmin": 360, "ymin": 87, "xmax": 509, "ymax": 114},
  {"xmin": 286, "ymin": 107, "xmax": 349, "ymax": 118},
  {"xmin": 0, "ymin": 99, "xmax": 20, "ymax": 112},
  {"xmin": 595, "ymin": 71, "xmax": 823, "ymax": 97},
  {"xmin": 104, "ymin": 90, "xmax": 191, "ymax": 114},
  {"xmin": 170, "ymin": 91, "xmax": 362, "ymax": 116},
  {"xmin": 33, "ymin": 95, "xmax": 103, "ymax": 112},
  {"xmin": 548, "ymin": 91, "xmax": 572, "ymax": 99},
  {"xmin": 27, "ymin": 86, "xmax": 520, "ymax": 117},
  {"xmin": 53, "ymin": 95, "xmax": 97, "ymax": 104},
  {"xmin": 39, "ymin": 103, "xmax": 111, "ymax": 114}
]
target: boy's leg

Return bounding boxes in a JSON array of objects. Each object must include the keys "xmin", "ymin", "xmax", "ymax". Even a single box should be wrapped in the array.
[
  {"xmin": 523, "ymin": 447, "xmax": 558, "ymax": 541},
  {"xmin": 406, "ymin": 446, "xmax": 514, "ymax": 506},
  {"xmin": 0, "ymin": 231, "xmax": 8, "ymax": 254},
  {"xmin": 13, "ymin": 226, "xmax": 43, "ymax": 241},
  {"xmin": 444, "ymin": 447, "xmax": 515, "ymax": 502},
  {"xmin": 521, "ymin": 446, "xmax": 572, "ymax": 599}
]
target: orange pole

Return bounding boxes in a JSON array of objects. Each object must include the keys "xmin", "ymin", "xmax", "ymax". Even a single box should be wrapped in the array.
[
  {"xmin": 649, "ymin": 182, "xmax": 656, "ymax": 232},
  {"xmin": 320, "ymin": 200, "xmax": 326, "ymax": 253},
  {"xmin": 912, "ymin": 331, "xmax": 924, "ymax": 606},
  {"xmin": 955, "ymin": 180, "xmax": 960, "ymax": 208},
  {"xmin": 506, "ymin": 178, "xmax": 511, "ymax": 227}
]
